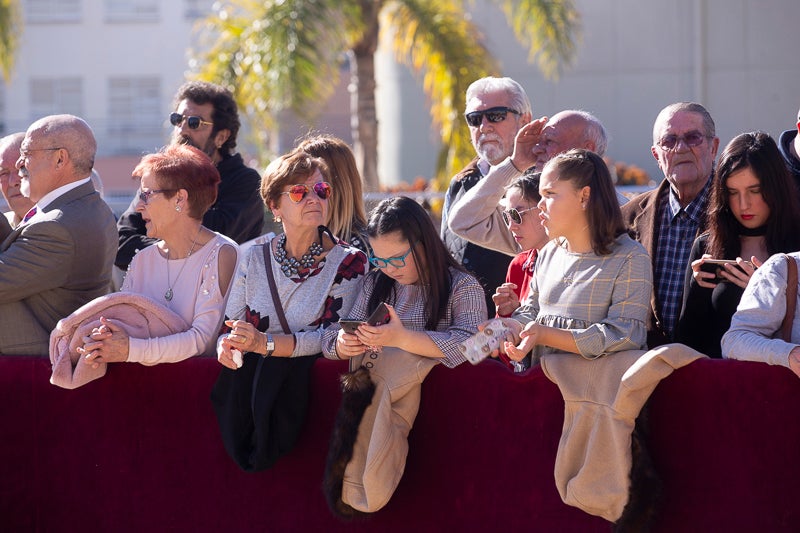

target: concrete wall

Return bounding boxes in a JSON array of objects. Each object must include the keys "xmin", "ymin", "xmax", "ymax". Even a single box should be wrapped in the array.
[
  {"xmin": 3, "ymin": 1, "xmax": 798, "ymax": 194},
  {"xmin": 377, "ymin": 0, "xmax": 800, "ymax": 184}
]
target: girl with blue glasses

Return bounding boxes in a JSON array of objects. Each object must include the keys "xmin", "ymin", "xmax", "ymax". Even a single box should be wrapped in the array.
[{"xmin": 321, "ymin": 196, "xmax": 485, "ymax": 517}]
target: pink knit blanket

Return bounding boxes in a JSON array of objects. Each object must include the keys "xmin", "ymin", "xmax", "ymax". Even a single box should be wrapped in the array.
[{"xmin": 49, "ymin": 292, "xmax": 189, "ymax": 389}]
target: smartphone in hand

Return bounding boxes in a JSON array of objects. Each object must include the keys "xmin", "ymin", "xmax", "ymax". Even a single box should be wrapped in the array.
[
  {"xmin": 700, "ymin": 259, "xmax": 754, "ymax": 282},
  {"xmin": 338, "ymin": 302, "xmax": 390, "ymax": 334}
]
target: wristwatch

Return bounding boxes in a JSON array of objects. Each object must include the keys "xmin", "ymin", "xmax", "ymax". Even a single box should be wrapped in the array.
[{"xmin": 264, "ymin": 333, "xmax": 275, "ymax": 357}]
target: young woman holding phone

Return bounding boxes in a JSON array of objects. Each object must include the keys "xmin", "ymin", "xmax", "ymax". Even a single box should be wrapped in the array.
[{"xmin": 676, "ymin": 131, "xmax": 800, "ymax": 357}]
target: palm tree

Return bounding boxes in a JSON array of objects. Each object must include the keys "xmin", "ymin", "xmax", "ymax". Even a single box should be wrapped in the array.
[
  {"xmin": 194, "ymin": 0, "xmax": 579, "ymax": 191},
  {"xmin": 0, "ymin": 0, "xmax": 20, "ymax": 81}
]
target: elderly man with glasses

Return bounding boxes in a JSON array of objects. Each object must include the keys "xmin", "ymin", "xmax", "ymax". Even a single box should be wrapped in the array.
[
  {"xmin": 447, "ymin": 109, "xmax": 616, "ymax": 257},
  {"xmin": 440, "ymin": 76, "xmax": 532, "ymax": 319},
  {"xmin": 0, "ymin": 115, "xmax": 117, "ymax": 355},
  {"xmin": 115, "ymin": 81, "xmax": 263, "ymax": 272},
  {"xmin": 622, "ymin": 102, "xmax": 720, "ymax": 347}
]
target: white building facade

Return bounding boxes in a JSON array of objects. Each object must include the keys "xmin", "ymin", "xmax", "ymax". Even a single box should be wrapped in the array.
[{"xmin": 3, "ymin": 0, "xmax": 799, "ymax": 196}]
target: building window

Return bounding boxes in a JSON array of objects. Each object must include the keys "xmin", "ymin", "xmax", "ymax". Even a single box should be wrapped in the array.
[
  {"xmin": 29, "ymin": 78, "xmax": 83, "ymax": 120},
  {"xmin": 25, "ymin": 0, "xmax": 82, "ymax": 24},
  {"xmin": 107, "ymin": 77, "xmax": 162, "ymax": 154},
  {"xmin": 104, "ymin": 0, "xmax": 158, "ymax": 23}
]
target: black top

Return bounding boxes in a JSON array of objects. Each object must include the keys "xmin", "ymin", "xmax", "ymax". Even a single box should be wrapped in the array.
[
  {"xmin": 675, "ymin": 233, "xmax": 744, "ymax": 358},
  {"xmin": 115, "ymin": 152, "xmax": 264, "ymax": 269}
]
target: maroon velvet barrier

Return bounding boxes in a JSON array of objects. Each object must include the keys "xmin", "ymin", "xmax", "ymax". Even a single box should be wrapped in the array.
[
  {"xmin": 1, "ymin": 355, "xmax": 799, "ymax": 532},
  {"xmin": 648, "ymin": 358, "xmax": 800, "ymax": 532}
]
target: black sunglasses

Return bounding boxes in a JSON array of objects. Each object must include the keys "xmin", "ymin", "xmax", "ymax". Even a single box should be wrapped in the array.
[
  {"xmin": 464, "ymin": 106, "xmax": 521, "ymax": 128},
  {"xmin": 169, "ymin": 112, "xmax": 213, "ymax": 130}
]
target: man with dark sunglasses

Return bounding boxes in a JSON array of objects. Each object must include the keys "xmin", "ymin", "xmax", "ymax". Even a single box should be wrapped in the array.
[
  {"xmin": 448, "ymin": 109, "xmax": 614, "ymax": 256},
  {"xmin": 622, "ymin": 102, "xmax": 719, "ymax": 347},
  {"xmin": 115, "ymin": 81, "xmax": 263, "ymax": 272},
  {"xmin": 440, "ymin": 76, "xmax": 532, "ymax": 319}
]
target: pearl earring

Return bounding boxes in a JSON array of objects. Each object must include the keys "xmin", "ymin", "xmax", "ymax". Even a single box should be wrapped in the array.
[
  {"xmin": 274, "ymin": 214, "xmax": 282, "ymax": 223},
  {"xmin": 175, "ymin": 205, "xmax": 182, "ymax": 212}
]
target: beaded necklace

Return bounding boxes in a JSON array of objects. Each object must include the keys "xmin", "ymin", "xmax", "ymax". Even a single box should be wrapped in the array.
[{"xmin": 274, "ymin": 233, "xmax": 324, "ymax": 278}]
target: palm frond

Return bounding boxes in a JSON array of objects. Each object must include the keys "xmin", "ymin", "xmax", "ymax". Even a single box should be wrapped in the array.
[
  {"xmin": 0, "ymin": 0, "xmax": 21, "ymax": 82},
  {"xmin": 386, "ymin": 0, "xmax": 499, "ymax": 182},
  {"xmin": 195, "ymin": 0, "xmax": 352, "ymax": 121},
  {"xmin": 495, "ymin": 0, "xmax": 580, "ymax": 79}
]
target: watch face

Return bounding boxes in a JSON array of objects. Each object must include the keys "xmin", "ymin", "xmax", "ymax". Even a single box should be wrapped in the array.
[{"xmin": 266, "ymin": 333, "xmax": 275, "ymax": 353}]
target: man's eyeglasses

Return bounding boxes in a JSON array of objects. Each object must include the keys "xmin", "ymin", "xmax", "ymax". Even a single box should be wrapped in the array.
[
  {"xmin": 657, "ymin": 131, "xmax": 710, "ymax": 151},
  {"xmin": 19, "ymin": 147, "xmax": 63, "ymax": 160},
  {"xmin": 138, "ymin": 189, "xmax": 177, "ymax": 205},
  {"xmin": 281, "ymin": 182, "xmax": 332, "ymax": 203},
  {"xmin": 464, "ymin": 106, "xmax": 521, "ymax": 128},
  {"xmin": 169, "ymin": 112, "xmax": 213, "ymax": 130},
  {"xmin": 368, "ymin": 242, "xmax": 417, "ymax": 269},
  {"xmin": 501, "ymin": 206, "xmax": 538, "ymax": 226}
]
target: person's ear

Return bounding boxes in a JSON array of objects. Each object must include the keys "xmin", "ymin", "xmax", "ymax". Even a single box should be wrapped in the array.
[{"xmin": 213, "ymin": 129, "xmax": 231, "ymax": 150}]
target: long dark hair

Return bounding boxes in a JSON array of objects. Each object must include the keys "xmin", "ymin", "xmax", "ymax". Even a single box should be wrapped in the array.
[
  {"xmin": 544, "ymin": 149, "xmax": 625, "ymax": 255},
  {"xmin": 365, "ymin": 196, "xmax": 463, "ymax": 330},
  {"xmin": 706, "ymin": 131, "xmax": 800, "ymax": 258}
]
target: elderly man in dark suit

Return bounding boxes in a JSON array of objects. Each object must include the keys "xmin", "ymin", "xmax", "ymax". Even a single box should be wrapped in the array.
[{"xmin": 0, "ymin": 114, "xmax": 117, "ymax": 355}]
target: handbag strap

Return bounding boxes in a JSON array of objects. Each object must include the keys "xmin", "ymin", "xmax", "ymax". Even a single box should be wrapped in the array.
[
  {"xmin": 263, "ymin": 243, "xmax": 292, "ymax": 335},
  {"xmin": 781, "ymin": 254, "xmax": 798, "ymax": 342}
]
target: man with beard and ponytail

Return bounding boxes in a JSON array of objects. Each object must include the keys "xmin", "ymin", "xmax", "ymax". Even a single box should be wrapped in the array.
[
  {"xmin": 440, "ymin": 76, "xmax": 532, "ymax": 318},
  {"xmin": 115, "ymin": 81, "xmax": 263, "ymax": 272}
]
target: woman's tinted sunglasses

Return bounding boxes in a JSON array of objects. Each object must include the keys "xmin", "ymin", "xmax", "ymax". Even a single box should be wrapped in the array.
[{"xmin": 281, "ymin": 182, "xmax": 333, "ymax": 203}]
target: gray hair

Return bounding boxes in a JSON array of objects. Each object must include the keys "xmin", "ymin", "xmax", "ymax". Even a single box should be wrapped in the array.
[
  {"xmin": 570, "ymin": 110, "xmax": 607, "ymax": 157},
  {"xmin": 465, "ymin": 76, "xmax": 532, "ymax": 117},
  {"xmin": 27, "ymin": 114, "xmax": 97, "ymax": 176},
  {"xmin": 653, "ymin": 102, "xmax": 716, "ymax": 143},
  {"xmin": 0, "ymin": 132, "xmax": 24, "ymax": 153}
]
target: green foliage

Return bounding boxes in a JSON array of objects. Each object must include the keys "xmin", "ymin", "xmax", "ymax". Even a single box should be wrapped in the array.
[
  {"xmin": 193, "ymin": 0, "xmax": 579, "ymax": 186},
  {"xmin": 0, "ymin": 0, "xmax": 20, "ymax": 82}
]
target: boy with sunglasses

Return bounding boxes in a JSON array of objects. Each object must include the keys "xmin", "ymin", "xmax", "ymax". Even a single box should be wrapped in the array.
[
  {"xmin": 115, "ymin": 81, "xmax": 264, "ymax": 273},
  {"xmin": 440, "ymin": 76, "xmax": 532, "ymax": 319}
]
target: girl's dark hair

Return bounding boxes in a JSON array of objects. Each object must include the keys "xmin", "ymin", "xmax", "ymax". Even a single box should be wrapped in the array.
[
  {"xmin": 506, "ymin": 170, "xmax": 541, "ymax": 203},
  {"xmin": 707, "ymin": 131, "xmax": 800, "ymax": 258},
  {"xmin": 544, "ymin": 149, "xmax": 625, "ymax": 255},
  {"xmin": 365, "ymin": 196, "xmax": 463, "ymax": 330}
]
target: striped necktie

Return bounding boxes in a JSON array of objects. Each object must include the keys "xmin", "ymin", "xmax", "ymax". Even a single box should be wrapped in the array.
[{"xmin": 22, "ymin": 206, "xmax": 37, "ymax": 223}]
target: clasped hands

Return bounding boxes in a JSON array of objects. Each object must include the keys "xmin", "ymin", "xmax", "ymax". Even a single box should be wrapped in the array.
[{"xmin": 76, "ymin": 316, "xmax": 130, "ymax": 368}]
